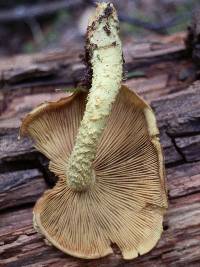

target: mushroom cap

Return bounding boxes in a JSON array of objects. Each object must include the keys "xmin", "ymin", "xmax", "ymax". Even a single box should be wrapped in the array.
[{"xmin": 21, "ymin": 85, "xmax": 167, "ymax": 259}]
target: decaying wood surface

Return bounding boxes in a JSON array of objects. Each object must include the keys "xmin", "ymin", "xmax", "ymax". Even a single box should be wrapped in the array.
[{"xmin": 0, "ymin": 33, "xmax": 200, "ymax": 267}]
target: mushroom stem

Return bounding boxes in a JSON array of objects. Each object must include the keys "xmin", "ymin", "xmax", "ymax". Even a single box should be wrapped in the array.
[{"xmin": 67, "ymin": 3, "xmax": 123, "ymax": 191}]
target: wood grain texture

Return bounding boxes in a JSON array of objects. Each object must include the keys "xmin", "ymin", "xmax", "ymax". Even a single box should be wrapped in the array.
[{"xmin": 0, "ymin": 35, "xmax": 200, "ymax": 266}]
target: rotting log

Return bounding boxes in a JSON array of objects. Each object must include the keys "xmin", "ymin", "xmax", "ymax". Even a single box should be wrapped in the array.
[
  {"xmin": 0, "ymin": 32, "xmax": 189, "ymax": 94},
  {"xmin": 0, "ymin": 33, "xmax": 200, "ymax": 266}
]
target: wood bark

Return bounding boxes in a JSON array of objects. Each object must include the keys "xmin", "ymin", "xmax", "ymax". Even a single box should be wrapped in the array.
[{"xmin": 0, "ymin": 34, "xmax": 200, "ymax": 266}]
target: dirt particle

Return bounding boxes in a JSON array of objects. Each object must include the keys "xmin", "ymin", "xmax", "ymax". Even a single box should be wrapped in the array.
[
  {"xmin": 103, "ymin": 25, "xmax": 111, "ymax": 35},
  {"xmin": 104, "ymin": 3, "xmax": 113, "ymax": 17}
]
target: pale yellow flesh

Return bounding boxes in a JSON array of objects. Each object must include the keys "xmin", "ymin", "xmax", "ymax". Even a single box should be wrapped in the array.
[{"xmin": 67, "ymin": 2, "xmax": 123, "ymax": 191}]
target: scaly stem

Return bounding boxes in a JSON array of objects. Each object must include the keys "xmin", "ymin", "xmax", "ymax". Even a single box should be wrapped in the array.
[{"xmin": 67, "ymin": 2, "xmax": 123, "ymax": 191}]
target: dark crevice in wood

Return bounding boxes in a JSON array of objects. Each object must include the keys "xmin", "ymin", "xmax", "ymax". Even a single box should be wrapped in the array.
[
  {"xmin": 0, "ymin": 143, "xmax": 57, "ymax": 185},
  {"xmin": 0, "ymin": 159, "xmax": 38, "ymax": 173},
  {"xmin": 2, "ymin": 78, "xmax": 78, "ymax": 92},
  {"xmin": 0, "ymin": 202, "xmax": 34, "ymax": 215},
  {"xmin": 37, "ymin": 154, "xmax": 58, "ymax": 187},
  {"xmin": 166, "ymin": 130, "xmax": 200, "ymax": 138},
  {"xmin": 169, "ymin": 186, "xmax": 200, "ymax": 200},
  {"xmin": 165, "ymin": 159, "xmax": 185, "ymax": 169},
  {"xmin": 166, "ymin": 133, "xmax": 187, "ymax": 162},
  {"xmin": 0, "ymin": 151, "xmax": 41, "ymax": 173},
  {"xmin": 125, "ymin": 51, "xmax": 188, "ymax": 71}
]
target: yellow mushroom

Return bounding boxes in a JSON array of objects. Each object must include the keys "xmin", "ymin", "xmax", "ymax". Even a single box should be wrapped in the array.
[{"xmin": 20, "ymin": 2, "xmax": 167, "ymax": 260}]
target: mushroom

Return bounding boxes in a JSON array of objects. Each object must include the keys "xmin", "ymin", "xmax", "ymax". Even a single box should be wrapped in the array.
[{"xmin": 20, "ymin": 2, "xmax": 167, "ymax": 260}]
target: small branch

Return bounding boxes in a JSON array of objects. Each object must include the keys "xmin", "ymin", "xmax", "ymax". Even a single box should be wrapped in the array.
[
  {"xmin": 26, "ymin": 18, "xmax": 44, "ymax": 47},
  {"xmin": 118, "ymin": 12, "xmax": 191, "ymax": 35},
  {"xmin": 119, "ymin": 14, "xmax": 167, "ymax": 34},
  {"xmin": 0, "ymin": 0, "xmax": 84, "ymax": 23}
]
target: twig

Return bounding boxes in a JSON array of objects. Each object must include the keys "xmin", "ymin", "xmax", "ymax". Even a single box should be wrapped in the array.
[
  {"xmin": 118, "ymin": 12, "xmax": 191, "ymax": 35},
  {"xmin": 0, "ymin": 0, "xmax": 84, "ymax": 23},
  {"xmin": 26, "ymin": 18, "xmax": 44, "ymax": 46}
]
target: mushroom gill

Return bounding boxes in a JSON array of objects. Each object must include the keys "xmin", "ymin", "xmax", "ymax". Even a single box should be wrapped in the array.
[{"xmin": 20, "ymin": 85, "xmax": 167, "ymax": 259}]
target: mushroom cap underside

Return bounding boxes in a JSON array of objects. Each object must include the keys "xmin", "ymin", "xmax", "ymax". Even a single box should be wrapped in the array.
[{"xmin": 21, "ymin": 85, "xmax": 168, "ymax": 259}]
